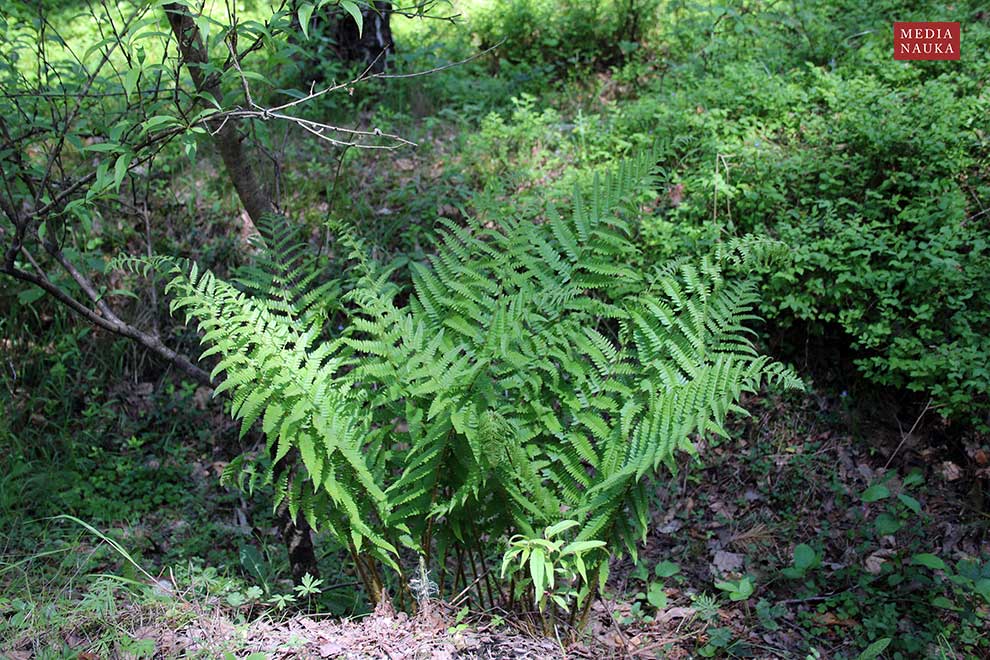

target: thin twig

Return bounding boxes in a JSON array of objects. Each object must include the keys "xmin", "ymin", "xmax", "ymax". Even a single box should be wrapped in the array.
[
  {"xmin": 378, "ymin": 41, "xmax": 504, "ymax": 79},
  {"xmin": 449, "ymin": 565, "xmax": 494, "ymax": 609},
  {"xmin": 884, "ymin": 398, "xmax": 933, "ymax": 469}
]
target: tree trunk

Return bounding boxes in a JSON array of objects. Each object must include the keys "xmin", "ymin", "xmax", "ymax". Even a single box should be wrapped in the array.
[
  {"xmin": 335, "ymin": 2, "xmax": 393, "ymax": 73},
  {"xmin": 276, "ymin": 498, "xmax": 320, "ymax": 584},
  {"xmin": 164, "ymin": 3, "xmax": 273, "ymax": 224}
]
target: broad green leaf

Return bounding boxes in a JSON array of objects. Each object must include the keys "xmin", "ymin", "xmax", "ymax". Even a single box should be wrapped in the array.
[
  {"xmin": 793, "ymin": 544, "xmax": 816, "ymax": 570},
  {"xmin": 500, "ymin": 548, "xmax": 520, "ymax": 579},
  {"xmin": 561, "ymin": 540, "xmax": 606, "ymax": 555},
  {"xmin": 973, "ymin": 578, "xmax": 990, "ymax": 603},
  {"xmin": 647, "ymin": 583, "xmax": 667, "ymax": 609},
  {"xmin": 911, "ymin": 553, "xmax": 945, "ymax": 570},
  {"xmin": 874, "ymin": 513, "xmax": 901, "ymax": 536},
  {"xmin": 142, "ymin": 115, "xmax": 180, "ymax": 133},
  {"xmin": 932, "ymin": 596, "xmax": 957, "ymax": 610},
  {"xmin": 297, "ymin": 2, "xmax": 314, "ymax": 39},
  {"xmin": 340, "ymin": 0, "xmax": 363, "ymax": 38},
  {"xmin": 113, "ymin": 153, "xmax": 133, "ymax": 191},
  {"xmin": 897, "ymin": 493, "xmax": 921, "ymax": 514},
  {"xmin": 123, "ymin": 66, "xmax": 140, "ymax": 99},
  {"xmin": 544, "ymin": 519, "xmax": 579, "ymax": 538},
  {"xmin": 733, "ymin": 577, "xmax": 754, "ymax": 601},
  {"xmin": 574, "ymin": 553, "xmax": 587, "ymax": 583},
  {"xmin": 861, "ymin": 485, "xmax": 890, "ymax": 503},
  {"xmin": 82, "ymin": 142, "xmax": 122, "ymax": 153},
  {"xmin": 856, "ymin": 638, "xmax": 891, "ymax": 660},
  {"xmin": 17, "ymin": 286, "xmax": 45, "ymax": 305},
  {"xmin": 193, "ymin": 15, "xmax": 211, "ymax": 44},
  {"xmin": 530, "ymin": 547, "xmax": 546, "ymax": 605}
]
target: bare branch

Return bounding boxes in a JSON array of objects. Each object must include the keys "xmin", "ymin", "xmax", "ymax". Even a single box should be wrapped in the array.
[
  {"xmin": 377, "ymin": 40, "xmax": 503, "ymax": 79},
  {"xmin": 198, "ymin": 40, "xmax": 504, "ymax": 150},
  {"xmin": 0, "ymin": 259, "xmax": 213, "ymax": 387},
  {"xmin": 203, "ymin": 107, "xmax": 416, "ymax": 149}
]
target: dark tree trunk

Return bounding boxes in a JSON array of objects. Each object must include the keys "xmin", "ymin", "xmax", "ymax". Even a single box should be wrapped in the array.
[
  {"xmin": 164, "ymin": 3, "xmax": 273, "ymax": 225},
  {"xmin": 335, "ymin": 2, "xmax": 393, "ymax": 73},
  {"xmin": 271, "ymin": 444, "xmax": 320, "ymax": 584}
]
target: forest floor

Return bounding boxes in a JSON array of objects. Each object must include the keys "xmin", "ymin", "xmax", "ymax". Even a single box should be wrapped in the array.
[{"xmin": 4, "ymin": 383, "xmax": 987, "ymax": 658}]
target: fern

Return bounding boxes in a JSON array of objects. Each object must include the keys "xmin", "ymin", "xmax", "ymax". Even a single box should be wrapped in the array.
[{"xmin": 123, "ymin": 152, "xmax": 802, "ymax": 611}]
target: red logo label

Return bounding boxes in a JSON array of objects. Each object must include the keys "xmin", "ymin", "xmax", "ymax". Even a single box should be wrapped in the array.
[{"xmin": 894, "ymin": 22, "xmax": 960, "ymax": 60}]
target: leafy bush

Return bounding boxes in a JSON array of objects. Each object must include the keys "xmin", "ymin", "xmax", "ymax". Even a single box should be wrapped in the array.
[
  {"xmin": 471, "ymin": 0, "xmax": 660, "ymax": 72},
  {"xmin": 601, "ymin": 13, "xmax": 990, "ymax": 426},
  {"xmin": 460, "ymin": 0, "xmax": 990, "ymax": 427},
  {"xmin": 117, "ymin": 154, "xmax": 800, "ymax": 618},
  {"xmin": 694, "ymin": 66, "xmax": 990, "ymax": 425}
]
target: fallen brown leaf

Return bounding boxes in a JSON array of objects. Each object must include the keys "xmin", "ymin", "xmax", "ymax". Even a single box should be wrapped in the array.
[
  {"xmin": 865, "ymin": 548, "xmax": 895, "ymax": 574},
  {"xmin": 940, "ymin": 461, "xmax": 962, "ymax": 481}
]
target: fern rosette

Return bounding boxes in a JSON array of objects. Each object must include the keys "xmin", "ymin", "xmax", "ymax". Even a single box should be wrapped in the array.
[{"xmin": 116, "ymin": 152, "xmax": 801, "ymax": 607}]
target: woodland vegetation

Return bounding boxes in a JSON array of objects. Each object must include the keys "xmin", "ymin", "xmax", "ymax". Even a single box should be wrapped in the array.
[{"xmin": 1, "ymin": 0, "xmax": 989, "ymax": 658}]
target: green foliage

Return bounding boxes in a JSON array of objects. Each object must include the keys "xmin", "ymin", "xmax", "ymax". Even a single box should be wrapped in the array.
[
  {"xmin": 714, "ymin": 576, "xmax": 754, "ymax": 602},
  {"xmin": 781, "ymin": 543, "xmax": 821, "ymax": 580},
  {"xmin": 6, "ymin": 0, "xmax": 988, "ymax": 652},
  {"xmin": 599, "ymin": 8, "xmax": 990, "ymax": 427},
  {"xmin": 500, "ymin": 520, "xmax": 604, "ymax": 613},
  {"xmin": 124, "ymin": 153, "xmax": 800, "ymax": 612},
  {"xmin": 457, "ymin": 0, "xmax": 990, "ymax": 427},
  {"xmin": 0, "ymin": 298, "xmax": 256, "ymax": 566},
  {"xmin": 622, "ymin": 559, "xmax": 682, "ymax": 623},
  {"xmin": 0, "ymin": 518, "xmax": 196, "ymax": 657},
  {"xmin": 780, "ymin": 469, "xmax": 990, "ymax": 657},
  {"xmin": 471, "ymin": 0, "xmax": 660, "ymax": 72}
]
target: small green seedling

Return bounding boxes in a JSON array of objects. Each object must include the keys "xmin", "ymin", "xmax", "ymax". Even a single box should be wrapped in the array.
[
  {"xmin": 715, "ymin": 576, "xmax": 754, "ymax": 601},
  {"xmin": 782, "ymin": 543, "xmax": 821, "ymax": 579}
]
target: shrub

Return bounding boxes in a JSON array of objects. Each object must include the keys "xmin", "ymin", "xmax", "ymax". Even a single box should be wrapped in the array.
[
  {"xmin": 620, "ymin": 21, "xmax": 990, "ymax": 426},
  {"xmin": 471, "ymin": 0, "xmax": 660, "ymax": 73},
  {"xmin": 709, "ymin": 67, "xmax": 990, "ymax": 426}
]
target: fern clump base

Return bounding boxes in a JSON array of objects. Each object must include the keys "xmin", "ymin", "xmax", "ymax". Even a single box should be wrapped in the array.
[{"xmin": 115, "ymin": 152, "xmax": 801, "ymax": 626}]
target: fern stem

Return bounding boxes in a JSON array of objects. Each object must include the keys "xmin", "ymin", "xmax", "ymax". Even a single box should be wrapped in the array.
[
  {"xmin": 437, "ymin": 540, "xmax": 449, "ymax": 599},
  {"xmin": 348, "ymin": 541, "xmax": 378, "ymax": 606},
  {"xmin": 465, "ymin": 536, "xmax": 487, "ymax": 609},
  {"xmin": 453, "ymin": 543, "xmax": 468, "ymax": 604},
  {"xmin": 422, "ymin": 515, "xmax": 435, "ymax": 569},
  {"xmin": 421, "ymin": 445, "xmax": 449, "ymax": 567},
  {"xmin": 468, "ymin": 522, "xmax": 497, "ymax": 608},
  {"xmin": 392, "ymin": 550, "xmax": 411, "ymax": 612},
  {"xmin": 575, "ymin": 570, "xmax": 600, "ymax": 631},
  {"xmin": 367, "ymin": 556, "xmax": 385, "ymax": 604}
]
